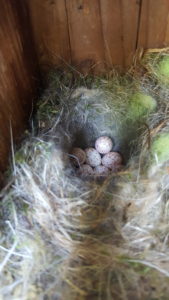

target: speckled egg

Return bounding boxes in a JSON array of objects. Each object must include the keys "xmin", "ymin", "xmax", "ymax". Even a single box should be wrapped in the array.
[
  {"xmin": 111, "ymin": 164, "xmax": 123, "ymax": 173},
  {"xmin": 85, "ymin": 148, "xmax": 101, "ymax": 167},
  {"xmin": 102, "ymin": 152, "xmax": 122, "ymax": 168},
  {"xmin": 79, "ymin": 164, "xmax": 94, "ymax": 176},
  {"xmin": 94, "ymin": 165, "xmax": 110, "ymax": 176},
  {"xmin": 71, "ymin": 147, "xmax": 86, "ymax": 166},
  {"xmin": 95, "ymin": 136, "xmax": 113, "ymax": 154}
]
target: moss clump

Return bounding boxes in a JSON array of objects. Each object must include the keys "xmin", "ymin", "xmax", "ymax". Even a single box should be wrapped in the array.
[
  {"xmin": 156, "ymin": 56, "xmax": 169, "ymax": 85},
  {"xmin": 127, "ymin": 92, "xmax": 157, "ymax": 121},
  {"xmin": 151, "ymin": 133, "xmax": 169, "ymax": 162}
]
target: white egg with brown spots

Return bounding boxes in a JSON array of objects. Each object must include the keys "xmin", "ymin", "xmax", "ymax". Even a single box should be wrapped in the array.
[
  {"xmin": 71, "ymin": 147, "xmax": 86, "ymax": 166},
  {"xmin": 79, "ymin": 164, "xmax": 94, "ymax": 176},
  {"xmin": 111, "ymin": 164, "xmax": 123, "ymax": 173},
  {"xmin": 94, "ymin": 165, "xmax": 110, "ymax": 176},
  {"xmin": 95, "ymin": 136, "xmax": 113, "ymax": 154},
  {"xmin": 85, "ymin": 148, "xmax": 101, "ymax": 167},
  {"xmin": 102, "ymin": 152, "xmax": 122, "ymax": 168}
]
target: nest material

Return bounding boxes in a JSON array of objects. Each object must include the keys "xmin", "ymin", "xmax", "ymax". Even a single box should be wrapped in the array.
[{"xmin": 1, "ymin": 57, "xmax": 169, "ymax": 300}]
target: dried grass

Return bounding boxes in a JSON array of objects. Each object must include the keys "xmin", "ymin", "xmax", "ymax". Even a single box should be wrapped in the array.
[{"xmin": 1, "ymin": 56, "xmax": 169, "ymax": 299}]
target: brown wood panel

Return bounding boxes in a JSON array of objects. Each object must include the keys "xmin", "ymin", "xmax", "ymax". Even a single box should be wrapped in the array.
[
  {"xmin": 0, "ymin": 0, "xmax": 39, "ymax": 180},
  {"xmin": 28, "ymin": 0, "xmax": 71, "ymax": 72},
  {"xmin": 138, "ymin": 0, "xmax": 169, "ymax": 48},
  {"xmin": 164, "ymin": 16, "xmax": 169, "ymax": 46},
  {"xmin": 100, "ymin": 0, "xmax": 140, "ymax": 69},
  {"xmin": 65, "ymin": 0, "xmax": 105, "ymax": 74}
]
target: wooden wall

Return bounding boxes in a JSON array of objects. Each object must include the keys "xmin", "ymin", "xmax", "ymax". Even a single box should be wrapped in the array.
[
  {"xmin": 0, "ymin": 0, "xmax": 39, "ymax": 182},
  {"xmin": 1, "ymin": 0, "xmax": 169, "ymax": 180},
  {"xmin": 28, "ymin": 0, "xmax": 169, "ymax": 74},
  {"xmin": 28, "ymin": 0, "xmax": 141, "ymax": 73},
  {"xmin": 138, "ymin": 0, "xmax": 169, "ymax": 48}
]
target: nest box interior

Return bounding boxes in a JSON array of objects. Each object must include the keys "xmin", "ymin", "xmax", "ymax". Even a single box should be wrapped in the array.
[{"xmin": 1, "ymin": 0, "xmax": 169, "ymax": 183}]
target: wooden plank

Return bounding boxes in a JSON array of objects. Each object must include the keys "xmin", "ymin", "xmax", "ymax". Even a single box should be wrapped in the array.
[
  {"xmin": 121, "ymin": 0, "xmax": 141, "ymax": 67},
  {"xmin": 100, "ymin": 0, "xmax": 140, "ymax": 69},
  {"xmin": 100, "ymin": 0, "xmax": 124, "ymax": 68},
  {"xmin": 28, "ymin": 0, "xmax": 71, "ymax": 72},
  {"xmin": 138, "ymin": 0, "xmax": 169, "ymax": 49},
  {"xmin": 65, "ymin": 0, "xmax": 105, "ymax": 74},
  {"xmin": 0, "ymin": 0, "xmax": 39, "ymax": 181},
  {"xmin": 28, "ymin": 0, "xmax": 141, "ymax": 73}
]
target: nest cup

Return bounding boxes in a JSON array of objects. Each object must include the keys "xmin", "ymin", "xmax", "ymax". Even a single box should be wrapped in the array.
[
  {"xmin": 2, "ymin": 64, "xmax": 169, "ymax": 300},
  {"xmin": 60, "ymin": 85, "xmax": 153, "ymax": 166}
]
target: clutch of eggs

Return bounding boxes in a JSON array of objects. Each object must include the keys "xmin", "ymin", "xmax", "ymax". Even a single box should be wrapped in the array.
[{"xmin": 70, "ymin": 136, "xmax": 123, "ymax": 177}]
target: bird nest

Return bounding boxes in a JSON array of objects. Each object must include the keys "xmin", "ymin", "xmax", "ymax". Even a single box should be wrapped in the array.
[{"xmin": 1, "ymin": 50, "xmax": 169, "ymax": 300}]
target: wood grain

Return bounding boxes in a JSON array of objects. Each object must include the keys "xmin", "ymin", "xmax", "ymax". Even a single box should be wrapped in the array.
[
  {"xmin": 0, "ymin": 0, "xmax": 38, "ymax": 180},
  {"xmin": 28, "ymin": 0, "xmax": 71, "ymax": 72},
  {"xmin": 100, "ymin": 0, "xmax": 140, "ymax": 69},
  {"xmin": 138, "ymin": 0, "xmax": 169, "ymax": 48},
  {"xmin": 65, "ymin": 0, "xmax": 105, "ymax": 74},
  {"xmin": 28, "ymin": 0, "xmax": 141, "ymax": 73}
]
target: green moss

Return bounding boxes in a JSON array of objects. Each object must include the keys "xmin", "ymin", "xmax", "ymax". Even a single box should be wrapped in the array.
[
  {"xmin": 156, "ymin": 56, "xmax": 169, "ymax": 85},
  {"xmin": 127, "ymin": 92, "xmax": 157, "ymax": 121},
  {"xmin": 151, "ymin": 133, "xmax": 169, "ymax": 163},
  {"xmin": 15, "ymin": 150, "xmax": 26, "ymax": 164}
]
